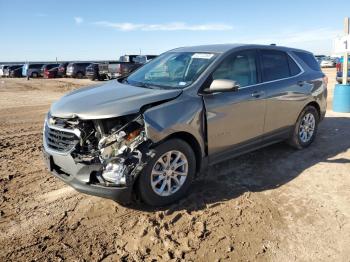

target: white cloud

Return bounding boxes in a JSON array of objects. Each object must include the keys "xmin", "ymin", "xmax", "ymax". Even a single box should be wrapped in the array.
[
  {"xmin": 93, "ymin": 21, "xmax": 233, "ymax": 31},
  {"xmin": 240, "ymin": 28, "xmax": 341, "ymax": 45},
  {"xmin": 232, "ymin": 28, "xmax": 342, "ymax": 55},
  {"xmin": 74, "ymin": 17, "xmax": 84, "ymax": 24}
]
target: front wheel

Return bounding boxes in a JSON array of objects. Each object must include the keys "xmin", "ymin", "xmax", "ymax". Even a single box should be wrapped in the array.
[
  {"xmin": 137, "ymin": 139, "xmax": 196, "ymax": 206},
  {"xmin": 288, "ymin": 105, "xmax": 319, "ymax": 149}
]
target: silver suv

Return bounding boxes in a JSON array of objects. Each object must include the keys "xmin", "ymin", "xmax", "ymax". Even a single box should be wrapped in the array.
[{"xmin": 43, "ymin": 44, "xmax": 327, "ymax": 206}]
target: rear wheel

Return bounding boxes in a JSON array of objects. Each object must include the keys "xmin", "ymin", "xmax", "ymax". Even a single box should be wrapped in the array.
[
  {"xmin": 137, "ymin": 139, "xmax": 196, "ymax": 206},
  {"xmin": 76, "ymin": 72, "xmax": 84, "ymax": 79},
  {"xmin": 288, "ymin": 105, "xmax": 319, "ymax": 149},
  {"xmin": 31, "ymin": 72, "xmax": 38, "ymax": 78}
]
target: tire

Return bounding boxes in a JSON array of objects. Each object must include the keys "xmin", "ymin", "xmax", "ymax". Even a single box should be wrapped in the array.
[
  {"xmin": 288, "ymin": 105, "xmax": 319, "ymax": 149},
  {"xmin": 76, "ymin": 72, "xmax": 84, "ymax": 79},
  {"xmin": 137, "ymin": 139, "xmax": 196, "ymax": 206},
  {"xmin": 31, "ymin": 72, "xmax": 38, "ymax": 78}
]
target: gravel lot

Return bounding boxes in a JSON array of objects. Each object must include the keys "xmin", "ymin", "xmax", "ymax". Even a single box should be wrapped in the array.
[{"xmin": 0, "ymin": 69, "xmax": 349, "ymax": 261}]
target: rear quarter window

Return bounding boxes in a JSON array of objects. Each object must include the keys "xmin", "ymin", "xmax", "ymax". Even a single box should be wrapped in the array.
[
  {"xmin": 288, "ymin": 55, "xmax": 301, "ymax": 76},
  {"xmin": 293, "ymin": 51, "xmax": 321, "ymax": 71}
]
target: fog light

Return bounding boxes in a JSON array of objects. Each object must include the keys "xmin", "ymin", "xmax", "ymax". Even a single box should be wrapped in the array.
[{"xmin": 102, "ymin": 162, "xmax": 128, "ymax": 185}]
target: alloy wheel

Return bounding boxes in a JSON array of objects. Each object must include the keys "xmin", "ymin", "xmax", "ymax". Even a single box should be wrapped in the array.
[
  {"xmin": 299, "ymin": 113, "xmax": 315, "ymax": 143},
  {"xmin": 150, "ymin": 150, "xmax": 188, "ymax": 197}
]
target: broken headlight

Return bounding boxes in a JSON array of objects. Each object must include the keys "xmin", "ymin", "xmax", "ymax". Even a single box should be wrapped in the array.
[{"xmin": 97, "ymin": 115, "xmax": 153, "ymax": 186}]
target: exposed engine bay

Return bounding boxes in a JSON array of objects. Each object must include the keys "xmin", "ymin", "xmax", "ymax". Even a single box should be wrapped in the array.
[{"xmin": 47, "ymin": 113, "xmax": 155, "ymax": 187}]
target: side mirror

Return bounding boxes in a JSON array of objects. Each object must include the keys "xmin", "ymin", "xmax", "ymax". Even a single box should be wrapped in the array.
[{"xmin": 205, "ymin": 79, "xmax": 240, "ymax": 93}]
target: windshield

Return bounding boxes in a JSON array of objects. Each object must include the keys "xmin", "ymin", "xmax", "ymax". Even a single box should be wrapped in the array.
[{"xmin": 126, "ymin": 52, "xmax": 217, "ymax": 89}]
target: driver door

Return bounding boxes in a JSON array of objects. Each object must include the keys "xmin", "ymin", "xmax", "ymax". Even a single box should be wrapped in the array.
[{"xmin": 202, "ymin": 49, "xmax": 267, "ymax": 163}]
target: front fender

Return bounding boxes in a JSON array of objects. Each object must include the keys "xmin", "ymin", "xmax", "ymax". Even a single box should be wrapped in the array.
[{"xmin": 143, "ymin": 93, "xmax": 206, "ymax": 157}]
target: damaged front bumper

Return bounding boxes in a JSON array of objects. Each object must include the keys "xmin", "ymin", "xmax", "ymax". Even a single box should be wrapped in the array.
[
  {"xmin": 42, "ymin": 114, "xmax": 153, "ymax": 204},
  {"xmin": 42, "ymin": 148, "xmax": 132, "ymax": 203}
]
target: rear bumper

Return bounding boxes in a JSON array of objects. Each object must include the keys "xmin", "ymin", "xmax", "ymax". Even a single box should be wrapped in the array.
[
  {"xmin": 336, "ymin": 76, "xmax": 350, "ymax": 83},
  {"xmin": 86, "ymin": 72, "xmax": 98, "ymax": 78},
  {"xmin": 57, "ymin": 70, "xmax": 66, "ymax": 77},
  {"xmin": 42, "ymin": 143, "xmax": 133, "ymax": 204}
]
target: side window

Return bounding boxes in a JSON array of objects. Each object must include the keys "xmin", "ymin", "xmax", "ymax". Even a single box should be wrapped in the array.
[
  {"xmin": 212, "ymin": 50, "xmax": 257, "ymax": 88},
  {"xmin": 293, "ymin": 51, "xmax": 321, "ymax": 71},
  {"xmin": 31, "ymin": 64, "xmax": 40, "ymax": 69},
  {"xmin": 260, "ymin": 50, "xmax": 290, "ymax": 81},
  {"xmin": 288, "ymin": 55, "xmax": 301, "ymax": 76}
]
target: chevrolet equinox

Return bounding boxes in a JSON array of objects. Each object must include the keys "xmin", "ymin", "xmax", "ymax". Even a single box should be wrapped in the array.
[{"xmin": 43, "ymin": 44, "xmax": 327, "ymax": 206}]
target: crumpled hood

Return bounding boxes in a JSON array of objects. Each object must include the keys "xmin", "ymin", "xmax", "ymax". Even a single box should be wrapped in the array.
[{"xmin": 50, "ymin": 80, "xmax": 182, "ymax": 119}]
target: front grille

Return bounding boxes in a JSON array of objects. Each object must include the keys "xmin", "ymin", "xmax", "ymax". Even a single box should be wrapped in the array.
[{"xmin": 45, "ymin": 125, "xmax": 79, "ymax": 153}]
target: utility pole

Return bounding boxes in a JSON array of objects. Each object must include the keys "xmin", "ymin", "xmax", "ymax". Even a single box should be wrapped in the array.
[{"xmin": 343, "ymin": 17, "xmax": 349, "ymax": 85}]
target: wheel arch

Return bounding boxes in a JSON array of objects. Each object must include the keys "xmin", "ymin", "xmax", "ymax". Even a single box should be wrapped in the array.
[
  {"xmin": 305, "ymin": 101, "xmax": 321, "ymax": 119},
  {"xmin": 293, "ymin": 101, "xmax": 321, "ymax": 127},
  {"xmin": 132, "ymin": 131, "xmax": 203, "ymax": 202},
  {"xmin": 76, "ymin": 71, "xmax": 84, "ymax": 78},
  {"xmin": 154, "ymin": 131, "xmax": 203, "ymax": 175}
]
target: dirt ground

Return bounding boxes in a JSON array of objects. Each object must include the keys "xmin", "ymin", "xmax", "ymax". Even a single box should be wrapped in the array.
[{"xmin": 0, "ymin": 69, "xmax": 349, "ymax": 261}]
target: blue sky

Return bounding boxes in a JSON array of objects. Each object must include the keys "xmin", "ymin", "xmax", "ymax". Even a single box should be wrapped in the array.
[{"xmin": 0, "ymin": 0, "xmax": 349, "ymax": 61}]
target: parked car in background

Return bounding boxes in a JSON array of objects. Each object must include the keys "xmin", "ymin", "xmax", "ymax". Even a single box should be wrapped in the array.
[
  {"xmin": 134, "ymin": 55, "xmax": 158, "ymax": 64},
  {"xmin": 86, "ymin": 63, "xmax": 104, "ymax": 80},
  {"xmin": 9, "ymin": 65, "xmax": 23, "ymax": 78},
  {"xmin": 119, "ymin": 55, "xmax": 138, "ymax": 63},
  {"xmin": 57, "ymin": 62, "xmax": 69, "ymax": 77},
  {"xmin": 117, "ymin": 62, "xmax": 141, "ymax": 76},
  {"xmin": 336, "ymin": 71, "xmax": 350, "ymax": 83},
  {"xmin": 4, "ymin": 65, "xmax": 22, "ymax": 77},
  {"xmin": 40, "ymin": 64, "xmax": 60, "ymax": 77},
  {"xmin": 98, "ymin": 59, "xmax": 142, "ymax": 80},
  {"xmin": 320, "ymin": 58, "xmax": 336, "ymax": 68},
  {"xmin": 116, "ymin": 54, "xmax": 145, "ymax": 76},
  {"xmin": 22, "ymin": 63, "xmax": 45, "ymax": 78},
  {"xmin": 66, "ymin": 62, "xmax": 91, "ymax": 78},
  {"xmin": 315, "ymin": 55, "xmax": 326, "ymax": 64},
  {"xmin": 0, "ymin": 65, "xmax": 10, "ymax": 77},
  {"xmin": 2, "ymin": 66, "xmax": 11, "ymax": 77},
  {"xmin": 44, "ymin": 67, "xmax": 59, "ymax": 78},
  {"xmin": 43, "ymin": 44, "xmax": 327, "ymax": 206},
  {"xmin": 98, "ymin": 61, "xmax": 120, "ymax": 79}
]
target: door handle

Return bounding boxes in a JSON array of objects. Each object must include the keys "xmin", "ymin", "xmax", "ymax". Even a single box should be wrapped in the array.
[
  {"xmin": 297, "ymin": 81, "xmax": 305, "ymax": 87},
  {"xmin": 251, "ymin": 91, "xmax": 265, "ymax": 98}
]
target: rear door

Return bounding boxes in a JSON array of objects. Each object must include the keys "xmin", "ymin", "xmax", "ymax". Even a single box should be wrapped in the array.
[
  {"xmin": 258, "ymin": 49, "xmax": 307, "ymax": 138},
  {"xmin": 203, "ymin": 49, "xmax": 267, "ymax": 162}
]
